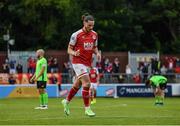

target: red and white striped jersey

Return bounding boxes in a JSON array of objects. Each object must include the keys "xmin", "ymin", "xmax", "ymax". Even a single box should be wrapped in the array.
[{"xmin": 69, "ymin": 29, "xmax": 98, "ymax": 67}]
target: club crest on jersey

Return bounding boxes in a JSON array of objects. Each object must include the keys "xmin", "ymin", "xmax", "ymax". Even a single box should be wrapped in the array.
[
  {"xmin": 92, "ymin": 35, "xmax": 96, "ymax": 40},
  {"xmin": 84, "ymin": 42, "xmax": 93, "ymax": 50},
  {"xmin": 82, "ymin": 36, "xmax": 85, "ymax": 39}
]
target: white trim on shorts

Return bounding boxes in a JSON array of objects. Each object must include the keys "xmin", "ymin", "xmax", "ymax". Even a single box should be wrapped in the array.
[{"xmin": 90, "ymin": 83, "xmax": 98, "ymax": 90}]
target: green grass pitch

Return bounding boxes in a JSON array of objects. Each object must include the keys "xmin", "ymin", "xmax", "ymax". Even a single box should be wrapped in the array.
[{"xmin": 0, "ymin": 97, "xmax": 180, "ymax": 125}]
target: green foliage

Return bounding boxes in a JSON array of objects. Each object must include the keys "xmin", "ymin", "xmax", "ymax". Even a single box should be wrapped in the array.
[{"xmin": 0, "ymin": 0, "xmax": 180, "ymax": 53}]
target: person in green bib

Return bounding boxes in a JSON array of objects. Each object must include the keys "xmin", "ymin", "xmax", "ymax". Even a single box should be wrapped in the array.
[
  {"xmin": 145, "ymin": 75, "xmax": 167, "ymax": 106},
  {"xmin": 30, "ymin": 49, "xmax": 48, "ymax": 109}
]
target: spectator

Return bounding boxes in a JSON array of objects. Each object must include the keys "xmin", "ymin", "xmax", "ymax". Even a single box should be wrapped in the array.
[
  {"xmin": 48, "ymin": 56, "xmax": 54, "ymax": 73},
  {"xmin": 133, "ymin": 73, "xmax": 141, "ymax": 83},
  {"xmin": 8, "ymin": 74, "xmax": 16, "ymax": 84},
  {"xmin": 151, "ymin": 58, "xmax": 160, "ymax": 74},
  {"xmin": 9, "ymin": 60, "xmax": 16, "ymax": 74},
  {"xmin": 142, "ymin": 61, "xmax": 149, "ymax": 82},
  {"xmin": 160, "ymin": 65, "xmax": 167, "ymax": 75},
  {"xmin": 16, "ymin": 63, "xmax": 23, "ymax": 73},
  {"xmin": 62, "ymin": 62, "xmax": 70, "ymax": 83},
  {"xmin": 126, "ymin": 64, "xmax": 132, "ymax": 82},
  {"xmin": 51, "ymin": 58, "xmax": 59, "ymax": 73},
  {"xmin": 2, "ymin": 62, "xmax": 9, "ymax": 73},
  {"xmin": 176, "ymin": 58, "xmax": 180, "ymax": 67},
  {"xmin": 112, "ymin": 58, "xmax": 120, "ymax": 83},
  {"xmin": 27, "ymin": 57, "xmax": 36, "ymax": 74},
  {"xmin": 96, "ymin": 59, "xmax": 103, "ymax": 73},
  {"xmin": 104, "ymin": 58, "xmax": 112, "ymax": 83},
  {"xmin": 49, "ymin": 74, "xmax": 58, "ymax": 84}
]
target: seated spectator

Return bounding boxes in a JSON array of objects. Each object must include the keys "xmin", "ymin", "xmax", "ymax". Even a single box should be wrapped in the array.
[
  {"xmin": 16, "ymin": 63, "xmax": 23, "ymax": 73},
  {"xmin": 8, "ymin": 74, "xmax": 16, "ymax": 84}
]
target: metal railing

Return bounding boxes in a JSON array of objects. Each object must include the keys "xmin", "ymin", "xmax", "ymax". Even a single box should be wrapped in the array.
[{"xmin": 61, "ymin": 73, "xmax": 180, "ymax": 84}]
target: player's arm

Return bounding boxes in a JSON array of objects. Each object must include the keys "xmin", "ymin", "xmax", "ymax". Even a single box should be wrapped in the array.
[
  {"xmin": 34, "ymin": 66, "xmax": 45, "ymax": 81},
  {"xmin": 68, "ymin": 32, "xmax": 80, "ymax": 56},
  {"xmin": 93, "ymin": 47, "xmax": 101, "ymax": 61},
  {"xmin": 30, "ymin": 74, "xmax": 36, "ymax": 83},
  {"xmin": 97, "ymin": 74, "xmax": 100, "ymax": 85},
  {"xmin": 67, "ymin": 44, "xmax": 80, "ymax": 56},
  {"xmin": 155, "ymin": 83, "xmax": 161, "ymax": 94},
  {"xmin": 96, "ymin": 68, "xmax": 100, "ymax": 85}
]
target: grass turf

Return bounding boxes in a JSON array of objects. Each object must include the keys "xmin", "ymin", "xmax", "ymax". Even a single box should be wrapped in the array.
[{"xmin": 0, "ymin": 97, "xmax": 180, "ymax": 125}]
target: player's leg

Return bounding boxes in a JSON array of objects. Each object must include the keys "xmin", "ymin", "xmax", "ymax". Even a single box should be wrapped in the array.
[
  {"xmin": 61, "ymin": 78, "xmax": 81, "ymax": 115},
  {"xmin": 35, "ymin": 81, "xmax": 45, "ymax": 109},
  {"xmin": 35, "ymin": 81, "xmax": 48, "ymax": 109},
  {"xmin": 153, "ymin": 88, "xmax": 160, "ymax": 105},
  {"xmin": 81, "ymin": 75, "xmax": 95, "ymax": 117},
  {"xmin": 90, "ymin": 84, "xmax": 94, "ymax": 103},
  {"xmin": 93, "ymin": 84, "xmax": 98, "ymax": 104},
  {"xmin": 66, "ymin": 78, "xmax": 81, "ymax": 103},
  {"xmin": 159, "ymin": 89, "xmax": 165, "ymax": 105},
  {"xmin": 159, "ymin": 84, "xmax": 166, "ymax": 105}
]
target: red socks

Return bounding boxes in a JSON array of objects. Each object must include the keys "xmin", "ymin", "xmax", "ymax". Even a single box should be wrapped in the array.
[
  {"xmin": 66, "ymin": 87, "xmax": 79, "ymax": 102},
  {"xmin": 66, "ymin": 86, "xmax": 90, "ymax": 107},
  {"xmin": 82, "ymin": 87, "xmax": 90, "ymax": 107}
]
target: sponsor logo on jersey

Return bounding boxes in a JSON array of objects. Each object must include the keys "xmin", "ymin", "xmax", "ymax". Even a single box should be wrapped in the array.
[{"xmin": 84, "ymin": 42, "xmax": 93, "ymax": 50}]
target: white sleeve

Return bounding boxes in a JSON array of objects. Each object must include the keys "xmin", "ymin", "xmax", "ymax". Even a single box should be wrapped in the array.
[
  {"xmin": 94, "ymin": 35, "xmax": 98, "ymax": 47},
  {"xmin": 69, "ymin": 33, "xmax": 77, "ymax": 46}
]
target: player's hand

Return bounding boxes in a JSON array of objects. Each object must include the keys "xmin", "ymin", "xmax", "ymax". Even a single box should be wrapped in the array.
[
  {"xmin": 97, "ymin": 52, "xmax": 101, "ymax": 61},
  {"xmin": 30, "ymin": 78, "xmax": 34, "ymax": 83},
  {"xmin": 34, "ymin": 78, "xmax": 37, "ymax": 82},
  {"xmin": 74, "ymin": 50, "xmax": 80, "ymax": 56}
]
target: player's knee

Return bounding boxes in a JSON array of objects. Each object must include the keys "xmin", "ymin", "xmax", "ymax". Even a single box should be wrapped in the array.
[{"xmin": 82, "ymin": 83, "xmax": 90, "ymax": 88}]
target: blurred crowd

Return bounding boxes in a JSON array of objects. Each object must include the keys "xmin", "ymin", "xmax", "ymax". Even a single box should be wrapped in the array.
[
  {"xmin": 2, "ymin": 56, "xmax": 180, "ymax": 84},
  {"xmin": 2, "ymin": 56, "xmax": 59, "ymax": 84}
]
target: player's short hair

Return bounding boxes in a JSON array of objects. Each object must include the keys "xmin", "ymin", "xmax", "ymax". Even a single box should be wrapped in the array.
[
  {"xmin": 37, "ymin": 49, "xmax": 45, "ymax": 55},
  {"xmin": 82, "ymin": 13, "xmax": 94, "ymax": 22}
]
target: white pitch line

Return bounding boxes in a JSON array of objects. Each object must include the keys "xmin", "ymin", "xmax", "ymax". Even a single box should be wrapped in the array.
[{"xmin": 0, "ymin": 115, "xmax": 174, "ymax": 122}]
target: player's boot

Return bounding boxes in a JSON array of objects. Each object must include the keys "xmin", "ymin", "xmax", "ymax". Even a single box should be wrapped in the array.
[
  {"xmin": 61, "ymin": 99, "xmax": 70, "ymax": 116},
  {"xmin": 91, "ymin": 99, "xmax": 96, "ymax": 105},
  {"xmin": 85, "ymin": 107, "xmax": 96, "ymax": 117},
  {"xmin": 93, "ymin": 99, "xmax": 96, "ymax": 104},
  {"xmin": 34, "ymin": 105, "xmax": 43, "ymax": 109},
  {"xmin": 154, "ymin": 102, "xmax": 159, "ymax": 106},
  {"xmin": 159, "ymin": 102, "xmax": 164, "ymax": 106},
  {"xmin": 41, "ymin": 105, "xmax": 48, "ymax": 109}
]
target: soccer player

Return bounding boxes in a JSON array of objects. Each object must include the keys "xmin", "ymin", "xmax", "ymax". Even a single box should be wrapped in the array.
[
  {"xmin": 30, "ymin": 49, "xmax": 48, "ymax": 109},
  {"xmin": 89, "ymin": 67, "xmax": 100, "ymax": 105},
  {"xmin": 145, "ymin": 75, "xmax": 167, "ymax": 106},
  {"xmin": 61, "ymin": 13, "xmax": 101, "ymax": 117}
]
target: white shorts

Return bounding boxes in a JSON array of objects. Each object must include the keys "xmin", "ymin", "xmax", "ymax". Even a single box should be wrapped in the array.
[
  {"xmin": 72, "ymin": 64, "xmax": 89, "ymax": 78},
  {"xmin": 90, "ymin": 83, "xmax": 98, "ymax": 90}
]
